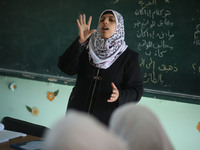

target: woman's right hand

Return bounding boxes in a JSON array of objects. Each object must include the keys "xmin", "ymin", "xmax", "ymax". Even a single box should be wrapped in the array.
[{"xmin": 77, "ymin": 14, "xmax": 96, "ymax": 44}]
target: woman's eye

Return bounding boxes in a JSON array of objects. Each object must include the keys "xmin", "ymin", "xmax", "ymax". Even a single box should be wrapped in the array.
[
  {"xmin": 109, "ymin": 19, "xmax": 115, "ymax": 22},
  {"xmin": 100, "ymin": 19, "xmax": 105, "ymax": 22},
  {"xmin": 100, "ymin": 17, "xmax": 115, "ymax": 22}
]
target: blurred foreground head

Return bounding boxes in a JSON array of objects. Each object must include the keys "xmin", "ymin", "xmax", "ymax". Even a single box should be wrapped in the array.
[
  {"xmin": 42, "ymin": 109, "xmax": 128, "ymax": 150},
  {"xmin": 109, "ymin": 103, "xmax": 174, "ymax": 150}
]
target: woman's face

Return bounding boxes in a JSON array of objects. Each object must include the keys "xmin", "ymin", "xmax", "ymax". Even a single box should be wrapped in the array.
[{"xmin": 98, "ymin": 13, "xmax": 116, "ymax": 39}]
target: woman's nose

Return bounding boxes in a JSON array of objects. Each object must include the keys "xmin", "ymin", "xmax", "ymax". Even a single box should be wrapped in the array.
[{"xmin": 103, "ymin": 19, "xmax": 108, "ymax": 24}]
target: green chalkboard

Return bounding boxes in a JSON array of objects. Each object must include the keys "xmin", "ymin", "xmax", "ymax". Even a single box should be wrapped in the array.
[{"xmin": 0, "ymin": 0, "xmax": 200, "ymax": 104}]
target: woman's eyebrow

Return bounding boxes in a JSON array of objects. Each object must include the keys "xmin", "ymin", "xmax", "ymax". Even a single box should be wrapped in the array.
[
  {"xmin": 101, "ymin": 14, "xmax": 115, "ymax": 18},
  {"xmin": 109, "ymin": 16, "xmax": 115, "ymax": 18}
]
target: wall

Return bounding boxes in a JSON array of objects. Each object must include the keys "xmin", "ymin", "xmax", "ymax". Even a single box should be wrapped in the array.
[
  {"xmin": 139, "ymin": 97, "xmax": 200, "ymax": 150},
  {"xmin": 0, "ymin": 75, "xmax": 200, "ymax": 150},
  {"xmin": 0, "ymin": 75, "xmax": 71, "ymax": 128}
]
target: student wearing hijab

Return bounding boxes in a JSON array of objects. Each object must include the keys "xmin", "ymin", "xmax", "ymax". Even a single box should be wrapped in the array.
[
  {"xmin": 42, "ymin": 110, "xmax": 129, "ymax": 150},
  {"xmin": 58, "ymin": 9, "xmax": 143, "ymax": 125},
  {"xmin": 109, "ymin": 103, "xmax": 174, "ymax": 150}
]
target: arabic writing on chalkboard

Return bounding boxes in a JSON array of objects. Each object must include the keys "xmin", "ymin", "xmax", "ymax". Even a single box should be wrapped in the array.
[
  {"xmin": 193, "ymin": 24, "xmax": 200, "ymax": 46},
  {"xmin": 134, "ymin": 5, "xmax": 174, "ymax": 58},
  {"xmin": 131, "ymin": 0, "xmax": 200, "ymax": 103},
  {"xmin": 134, "ymin": 0, "xmax": 176, "ymax": 86},
  {"xmin": 140, "ymin": 57, "xmax": 179, "ymax": 85}
]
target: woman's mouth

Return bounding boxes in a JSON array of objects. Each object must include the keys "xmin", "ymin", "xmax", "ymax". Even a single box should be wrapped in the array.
[{"xmin": 102, "ymin": 27, "xmax": 109, "ymax": 30}]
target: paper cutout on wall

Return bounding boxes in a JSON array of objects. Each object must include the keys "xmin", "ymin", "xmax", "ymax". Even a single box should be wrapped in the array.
[
  {"xmin": 197, "ymin": 122, "xmax": 200, "ymax": 132},
  {"xmin": 47, "ymin": 90, "xmax": 59, "ymax": 102},
  {"xmin": 9, "ymin": 82, "xmax": 17, "ymax": 91},
  {"xmin": 26, "ymin": 105, "xmax": 39, "ymax": 116}
]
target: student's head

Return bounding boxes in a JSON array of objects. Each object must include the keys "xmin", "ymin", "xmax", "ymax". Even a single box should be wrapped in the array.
[
  {"xmin": 109, "ymin": 103, "xmax": 174, "ymax": 150},
  {"xmin": 98, "ymin": 9, "xmax": 124, "ymax": 39},
  {"xmin": 42, "ymin": 110, "xmax": 128, "ymax": 150}
]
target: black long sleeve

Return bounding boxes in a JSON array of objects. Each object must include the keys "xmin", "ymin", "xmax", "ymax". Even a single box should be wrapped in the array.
[
  {"xmin": 118, "ymin": 52, "xmax": 143, "ymax": 104},
  {"xmin": 58, "ymin": 38, "xmax": 86, "ymax": 76}
]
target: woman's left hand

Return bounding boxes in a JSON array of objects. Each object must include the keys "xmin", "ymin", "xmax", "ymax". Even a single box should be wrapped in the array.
[{"xmin": 107, "ymin": 82, "xmax": 119, "ymax": 102}]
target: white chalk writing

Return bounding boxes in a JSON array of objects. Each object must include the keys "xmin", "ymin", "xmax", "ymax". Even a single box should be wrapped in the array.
[
  {"xmin": 192, "ymin": 63, "xmax": 200, "ymax": 74},
  {"xmin": 133, "ymin": 4, "xmax": 174, "ymax": 58},
  {"xmin": 140, "ymin": 57, "xmax": 179, "ymax": 85},
  {"xmin": 193, "ymin": 24, "xmax": 200, "ymax": 46}
]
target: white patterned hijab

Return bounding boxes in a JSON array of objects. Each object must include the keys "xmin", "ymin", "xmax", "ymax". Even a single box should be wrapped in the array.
[{"xmin": 88, "ymin": 9, "xmax": 128, "ymax": 69}]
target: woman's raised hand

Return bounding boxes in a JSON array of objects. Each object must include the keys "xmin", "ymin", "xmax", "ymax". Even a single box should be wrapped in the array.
[
  {"xmin": 77, "ymin": 14, "xmax": 96, "ymax": 44},
  {"xmin": 107, "ymin": 83, "xmax": 119, "ymax": 103}
]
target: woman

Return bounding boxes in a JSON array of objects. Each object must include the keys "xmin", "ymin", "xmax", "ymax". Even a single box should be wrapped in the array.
[
  {"xmin": 109, "ymin": 103, "xmax": 174, "ymax": 150},
  {"xmin": 42, "ymin": 110, "xmax": 128, "ymax": 150},
  {"xmin": 58, "ymin": 9, "xmax": 143, "ymax": 125}
]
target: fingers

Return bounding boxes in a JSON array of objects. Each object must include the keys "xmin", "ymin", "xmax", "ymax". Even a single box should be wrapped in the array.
[
  {"xmin": 111, "ymin": 82, "xmax": 117, "ymax": 90},
  {"xmin": 77, "ymin": 14, "xmax": 84, "ymax": 26},
  {"xmin": 76, "ymin": 14, "xmax": 96, "ymax": 44},
  {"xmin": 89, "ymin": 29, "xmax": 97, "ymax": 35},
  {"xmin": 77, "ymin": 14, "xmax": 93, "ymax": 31},
  {"xmin": 83, "ymin": 14, "xmax": 86, "ymax": 24},
  {"xmin": 79, "ymin": 14, "xmax": 83, "ymax": 25},
  {"xmin": 76, "ymin": 19, "xmax": 81, "ymax": 28},
  {"xmin": 107, "ymin": 82, "xmax": 119, "ymax": 103},
  {"xmin": 107, "ymin": 94, "xmax": 117, "ymax": 102},
  {"xmin": 77, "ymin": 14, "xmax": 89, "ymax": 25},
  {"xmin": 87, "ymin": 16, "xmax": 92, "ymax": 29}
]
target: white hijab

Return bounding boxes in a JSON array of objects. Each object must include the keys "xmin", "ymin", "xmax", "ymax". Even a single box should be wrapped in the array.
[
  {"xmin": 88, "ymin": 9, "xmax": 128, "ymax": 69},
  {"xmin": 109, "ymin": 103, "xmax": 174, "ymax": 150},
  {"xmin": 42, "ymin": 110, "xmax": 128, "ymax": 150}
]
